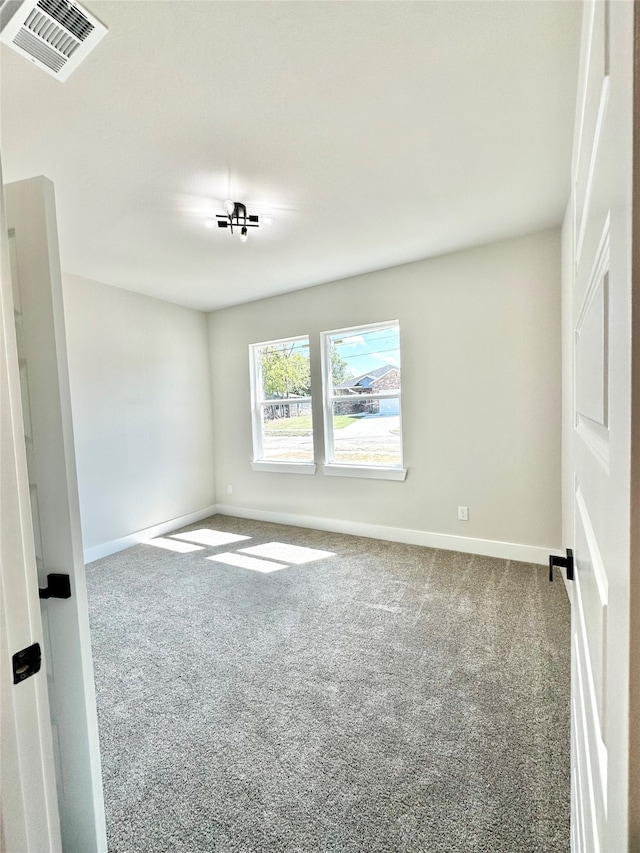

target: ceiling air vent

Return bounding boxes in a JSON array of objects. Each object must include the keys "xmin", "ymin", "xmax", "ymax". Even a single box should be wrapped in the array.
[{"xmin": 0, "ymin": 0, "xmax": 106, "ymax": 81}]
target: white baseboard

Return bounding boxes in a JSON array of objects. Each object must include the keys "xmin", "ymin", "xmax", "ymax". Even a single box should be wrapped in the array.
[
  {"xmin": 85, "ymin": 502, "xmax": 562, "ymax": 566},
  {"xmin": 215, "ymin": 504, "xmax": 561, "ymax": 565},
  {"xmin": 83, "ymin": 504, "xmax": 218, "ymax": 563}
]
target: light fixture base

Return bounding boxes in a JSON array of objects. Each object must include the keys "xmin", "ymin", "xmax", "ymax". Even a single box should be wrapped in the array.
[{"xmin": 210, "ymin": 200, "xmax": 260, "ymax": 242}]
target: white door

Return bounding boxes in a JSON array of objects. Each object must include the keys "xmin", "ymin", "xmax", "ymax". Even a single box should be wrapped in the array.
[
  {"xmin": 0, "ymin": 163, "xmax": 61, "ymax": 850},
  {"xmin": 5, "ymin": 176, "xmax": 107, "ymax": 853},
  {"xmin": 567, "ymin": 1, "xmax": 634, "ymax": 850}
]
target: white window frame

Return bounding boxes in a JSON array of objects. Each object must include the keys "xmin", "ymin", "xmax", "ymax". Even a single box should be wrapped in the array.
[
  {"xmin": 249, "ymin": 334, "xmax": 316, "ymax": 474},
  {"xmin": 320, "ymin": 320, "xmax": 407, "ymax": 481}
]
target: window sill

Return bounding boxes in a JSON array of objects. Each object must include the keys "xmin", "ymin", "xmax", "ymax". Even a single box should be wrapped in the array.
[
  {"xmin": 251, "ymin": 461, "xmax": 316, "ymax": 475},
  {"xmin": 322, "ymin": 464, "xmax": 407, "ymax": 481}
]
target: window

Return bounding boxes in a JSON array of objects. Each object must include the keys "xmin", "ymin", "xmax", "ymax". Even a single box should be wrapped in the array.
[
  {"xmin": 249, "ymin": 335, "xmax": 315, "ymax": 473},
  {"xmin": 249, "ymin": 323, "xmax": 406, "ymax": 480},
  {"xmin": 321, "ymin": 321, "xmax": 406, "ymax": 479}
]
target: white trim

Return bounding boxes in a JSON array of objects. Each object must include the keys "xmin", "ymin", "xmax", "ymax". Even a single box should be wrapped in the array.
[
  {"xmin": 576, "ymin": 418, "xmax": 610, "ymax": 473},
  {"xmin": 322, "ymin": 463, "xmax": 407, "ymax": 481},
  {"xmin": 321, "ymin": 318, "xmax": 401, "ymax": 341},
  {"xmin": 574, "ymin": 567, "xmax": 608, "ymax": 810},
  {"xmin": 215, "ymin": 504, "xmax": 560, "ymax": 565},
  {"xmin": 575, "ymin": 484, "xmax": 609, "ymax": 604},
  {"xmin": 86, "ymin": 500, "xmax": 563, "ymax": 568},
  {"xmin": 250, "ymin": 332, "xmax": 311, "ymax": 350},
  {"xmin": 574, "ymin": 643, "xmax": 603, "ymax": 850},
  {"xmin": 576, "ymin": 76, "xmax": 610, "ymax": 266},
  {"xmin": 575, "ymin": 212, "xmax": 610, "ymax": 334},
  {"xmin": 83, "ymin": 504, "xmax": 217, "ymax": 563},
  {"xmin": 251, "ymin": 461, "xmax": 316, "ymax": 475},
  {"xmin": 572, "ymin": 692, "xmax": 592, "ymax": 853}
]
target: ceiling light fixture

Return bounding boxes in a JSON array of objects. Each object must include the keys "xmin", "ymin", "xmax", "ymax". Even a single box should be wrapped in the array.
[{"xmin": 214, "ymin": 200, "xmax": 261, "ymax": 243}]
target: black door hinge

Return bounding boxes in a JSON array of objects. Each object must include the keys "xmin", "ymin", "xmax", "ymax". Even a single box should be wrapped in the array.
[
  {"xmin": 39, "ymin": 573, "xmax": 71, "ymax": 599},
  {"xmin": 549, "ymin": 548, "xmax": 574, "ymax": 582}
]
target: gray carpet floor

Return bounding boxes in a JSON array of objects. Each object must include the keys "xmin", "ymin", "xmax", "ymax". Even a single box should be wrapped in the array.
[{"xmin": 86, "ymin": 515, "xmax": 570, "ymax": 853}]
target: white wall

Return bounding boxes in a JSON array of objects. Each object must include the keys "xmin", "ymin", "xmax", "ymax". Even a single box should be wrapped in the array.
[
  {"xmin": 63, "ymin": 275, "xmax": 216, "ymax": 555},
  {"xmin": 209, "ymin": 228, "xmax": 562, "ymax": 560}
]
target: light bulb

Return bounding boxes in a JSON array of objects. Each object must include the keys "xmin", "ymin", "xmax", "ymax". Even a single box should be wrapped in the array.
[
  {"xmin": 204, "ymin": 218, "xmax": 216, "ymax": 229},
  {"xmin": 224, "ymin": 199, "xmax": 235, "ymax": 216},
  {"xmin": 240, "ymin": 227, "xmax": 248, "ymax": 243},
  {"xmin": 261, "ymin": 215, "xmax": 272, "ymax": 226}
]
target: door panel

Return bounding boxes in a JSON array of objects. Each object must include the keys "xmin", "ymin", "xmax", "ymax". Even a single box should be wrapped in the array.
[
  {"xmin": 0, "ymin": 161, "xmax": 61, "ymax": 852},
  {"xmin": 574, "ymin": 243, "xmax": 608, "ymax": 429},
  {"xmin": 5, "ymin": 176, "xmax": 107, "ymax": 853},
  {"xmin": 568, "ymin": 1, "xmax": 633, "ymax": 851},
  {"xmin": 574, "ymin": 0, "xmax": 608, "ymax": 270},
  {"xmin": 574, "ymin": 484, "xmax": 607, "ymax": 720}
]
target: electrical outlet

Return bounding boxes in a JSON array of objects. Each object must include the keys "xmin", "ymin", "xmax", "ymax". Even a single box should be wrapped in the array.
[
  {"xmin": 458, "ymin": 506, "xmax": 469, "ymax": 521},
  {"xmin": 227, "ymin": 485, "xmax": 233, "ymax": 495}
]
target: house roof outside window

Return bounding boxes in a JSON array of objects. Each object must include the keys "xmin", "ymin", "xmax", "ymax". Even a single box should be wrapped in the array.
[{"xmin": 334, "ymin": 364, "xmax": 400, "ymax": 393}]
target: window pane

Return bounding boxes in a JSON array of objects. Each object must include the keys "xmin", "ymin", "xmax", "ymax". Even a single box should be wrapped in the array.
[
  {"xmin": 260, "ymin": 401, "xmax": 314, "ymax": 462},
  {"xmin": 251, "ymin": 336, "xmax": 314, "ymax": 464},
  {"xmin": 324, "ymin": 322, "xmax": 403, "ymax": 468},
  {"xmin": 328, "ymin": 325, "xmax": 400, "ymax": 395},
  {"xmin": 331, "ymin": 400, "xmax": 401, "ymax": 466},
  {"xmin": 258, "ymin": 338, "xmax": 311, "ymax": 400}
]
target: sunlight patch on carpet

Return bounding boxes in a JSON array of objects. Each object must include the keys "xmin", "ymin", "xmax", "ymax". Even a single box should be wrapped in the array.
[
  {"xmin": 146, "ymin": 538, "xmax": 204, "ymax": 553},
  {"xmin": 207, "ymin": 553, "xmax": 288, "ymax": 573},
  {"xmin": 238, "ymin": 542, "xmax": 335, "ymax": 564},
  {"xmin": 171, "ymin": 529, "xmax": 251, "ymax": 547}
]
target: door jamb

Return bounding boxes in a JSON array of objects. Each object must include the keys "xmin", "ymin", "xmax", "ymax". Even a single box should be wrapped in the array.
[{"xmin": 628, "ymin": 5, "xmax": 640, "ymax": 850}]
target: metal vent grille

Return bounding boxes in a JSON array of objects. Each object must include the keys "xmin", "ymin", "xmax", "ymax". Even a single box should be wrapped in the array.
[
  {"xmin": 0, "ymin": 0, "xmax": 106, "ymax": 80},
  {"xmin": 37, "ymin": 0, "xmax": 92, "ymax": 41},
  {"xmin": 14, "ymin": 25, "xmax": 65, "ymax": 69},
  {"xmin": 24, "ymin": 8, "xmax": 80, "ymax": 57}
]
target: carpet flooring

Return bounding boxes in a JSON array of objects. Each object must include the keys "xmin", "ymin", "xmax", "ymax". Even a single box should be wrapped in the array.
[{"xmin": 86, "ymin": 515, "xmax": 570, "ymax": 853}]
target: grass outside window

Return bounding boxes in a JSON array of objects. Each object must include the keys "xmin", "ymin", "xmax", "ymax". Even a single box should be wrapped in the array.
[{"xmin": 264, "ymin": 415, "xmax": 356, "ymax": 435}]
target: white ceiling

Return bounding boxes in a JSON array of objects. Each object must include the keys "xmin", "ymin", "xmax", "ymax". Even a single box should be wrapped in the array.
[{"xmin": 0, "ymin": 0, "xmax": 581, "ymax": 312}]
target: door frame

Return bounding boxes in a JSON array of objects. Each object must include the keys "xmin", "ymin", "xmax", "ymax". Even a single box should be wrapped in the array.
[
  {"xmin": 0, "ymin": 160, "xmax": 62, "ymax": 852},
  {"xmin": 628, "ymin": 5, "xmax": 640, "ymax": 848},
  {"xmin": 5, "ymin": 175, "xmax": 107, "ymax": 853}
]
